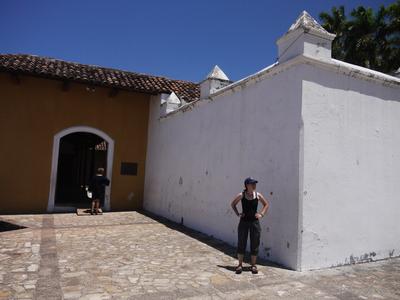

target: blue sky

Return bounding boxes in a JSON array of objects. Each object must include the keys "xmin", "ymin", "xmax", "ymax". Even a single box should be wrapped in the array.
[{"xmin": 0, "ymin": 0, "xmax": 391, "ymax": 82}]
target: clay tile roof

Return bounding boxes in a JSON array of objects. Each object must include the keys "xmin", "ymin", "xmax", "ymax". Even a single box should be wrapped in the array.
[{"xmin": 0, "ymin": 54, "xmax": 200, "ymax": 102}]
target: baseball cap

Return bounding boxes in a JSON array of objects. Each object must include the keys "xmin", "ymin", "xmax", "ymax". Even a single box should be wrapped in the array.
[{"xmin": 244, "ymin": 177, "xmax": 258, "ymax": 185}]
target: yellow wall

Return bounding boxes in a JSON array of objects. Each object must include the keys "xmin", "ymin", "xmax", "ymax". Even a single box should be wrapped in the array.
[{"xmin": 0, "ymin": 72, "xmax": 150, "ymax": 213}]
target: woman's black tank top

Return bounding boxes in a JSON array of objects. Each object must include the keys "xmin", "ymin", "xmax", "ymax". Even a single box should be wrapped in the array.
[{"xmin": 241, "ymin": 191, "xmax": 258, "ymax": 221}]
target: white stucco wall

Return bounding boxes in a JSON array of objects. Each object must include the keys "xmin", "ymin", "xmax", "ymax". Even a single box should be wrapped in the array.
[
  {"xmin": 144, "ymin": 53, "xmax": 400, "ymax": 271},
  {"xmin": 300, "ymin": 62, "xmax": 400, "ymax": 270},
  {"xmin": 144, "ymin": 64, "xmax": 304, "ymax": 270}
]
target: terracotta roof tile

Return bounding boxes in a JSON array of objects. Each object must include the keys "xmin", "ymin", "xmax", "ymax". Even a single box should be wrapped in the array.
[{"xmin": 0, "ymin": 54, "xmax": 199, "ymax": 102}]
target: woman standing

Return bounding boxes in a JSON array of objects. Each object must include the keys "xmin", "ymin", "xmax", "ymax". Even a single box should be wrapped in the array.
[
  {"xmin": 89, "ymin": 167, "xmax": 110, "ymax": 215},
  {"xmin": 231, "ymin": 177, "xmax": 269, "ymax": 274}
]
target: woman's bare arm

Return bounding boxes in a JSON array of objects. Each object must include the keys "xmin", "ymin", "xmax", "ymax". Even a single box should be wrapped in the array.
[
  {"xmin": 256, "ymin": 193, "xmax": 270, "ymax": 218},
  {"xmin": 231, "ymin": 193, "xmax": 242, "ymax": 217}
]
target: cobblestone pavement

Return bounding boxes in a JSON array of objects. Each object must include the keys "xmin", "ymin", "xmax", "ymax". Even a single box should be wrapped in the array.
[{"xmin": 0, "ymin": 211, "xmax": 399, "ymax": 299}]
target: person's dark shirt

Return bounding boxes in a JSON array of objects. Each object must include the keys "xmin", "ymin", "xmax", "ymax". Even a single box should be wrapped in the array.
[{"xmin": 89, "ymin": 175, "xmax": 110, "ymax": 200}]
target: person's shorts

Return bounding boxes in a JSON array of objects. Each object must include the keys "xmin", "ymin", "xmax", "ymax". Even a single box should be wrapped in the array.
[
  {"xmin": 237, "ymin": 219, "xmax": 261, "ymax": 256},
  {"xmin": 92, "ymin": 194, "xmax": 105, "ymax": 206}
]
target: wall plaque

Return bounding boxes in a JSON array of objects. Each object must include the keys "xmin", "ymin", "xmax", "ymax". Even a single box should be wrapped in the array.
[{"xmin": 120, "ymin": 162, "xmax": 138, "ymax": 176}]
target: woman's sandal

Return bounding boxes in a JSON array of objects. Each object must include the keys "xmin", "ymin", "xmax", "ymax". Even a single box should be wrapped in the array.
[
  {"xmin": 235, "ymin": 265, "xmax": 243, "ymax": 274},
  {"xmin": 251, "ymin": 265, "xmax": 258, "ymax": 274}
]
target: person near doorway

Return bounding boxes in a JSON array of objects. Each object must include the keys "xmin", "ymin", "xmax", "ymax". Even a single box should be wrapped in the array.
[
  {"xmin": 230, "ymin": 177, "xmax": 269, "ymax": 274},
  {"xmin": 89, "ymin": 168, "xmax": 110, "ymax": 215}
]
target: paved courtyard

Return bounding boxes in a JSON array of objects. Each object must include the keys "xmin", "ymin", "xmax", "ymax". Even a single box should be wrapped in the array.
[{"xmin": 0, "ymin": 211, "xmax": 399, "ymax": 300}]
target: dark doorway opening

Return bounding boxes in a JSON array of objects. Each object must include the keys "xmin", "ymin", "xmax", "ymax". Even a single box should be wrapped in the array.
[{"xmin": 55, "ymin": 132, "xmax": 108, "ymax": 207}]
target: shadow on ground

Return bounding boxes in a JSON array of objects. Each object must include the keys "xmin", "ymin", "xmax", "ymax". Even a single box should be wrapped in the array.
[
  {"xmin": 139, "ymin": 210, "xmax": 289, "ymax": 272},
  {"xmin": 0, "ymin": 220, "xmax": 26, "ymax": 232}
]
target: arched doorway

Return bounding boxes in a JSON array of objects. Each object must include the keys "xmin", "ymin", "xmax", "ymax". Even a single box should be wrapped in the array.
[{"xmin": 47, "ymin": 126, "xmax": 114, "ymax": 212}]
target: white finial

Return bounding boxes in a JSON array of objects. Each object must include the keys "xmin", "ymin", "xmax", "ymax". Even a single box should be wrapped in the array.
[
  {"xmin": 200, "ymin": 65, "xmax": 231, "ymax": 99},
  {"xmin": 206, "ymin": 65, "xmax": 230, "ymax": 81},
  {"xmin": 276, "ymin": 10, "xmax": 336, "ymax": 63},
  {"xmin": 288, "ymin": 10, "xmax": 329, "ymax": 34},
  {"xmin": 160, "ymin": 92, "xmax": 181, "ymax": 116}
]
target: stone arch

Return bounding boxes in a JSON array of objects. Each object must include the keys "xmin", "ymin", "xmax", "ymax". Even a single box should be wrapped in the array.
[{"xmin": 47, "ymin": 126, "xmax": 114, "ymax": 212}]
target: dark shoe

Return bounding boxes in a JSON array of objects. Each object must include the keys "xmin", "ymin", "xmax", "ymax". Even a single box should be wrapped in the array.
[
  {"xmin": 251, "ymin": 265, "xmax": 258, "ymax": 274},
  {"xmin": 235, "ymin": 265, "xmax": 242, "ymax": 274}
]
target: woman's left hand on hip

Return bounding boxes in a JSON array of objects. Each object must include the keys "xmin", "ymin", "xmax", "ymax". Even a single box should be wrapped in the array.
[{"xmin": 255, "ymin": 213, "xmax": 263, "ymax": 219}]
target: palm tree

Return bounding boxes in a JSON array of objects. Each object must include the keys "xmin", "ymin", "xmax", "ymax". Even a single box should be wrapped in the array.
[
  {"xmin": 345, "ymin": 6, "xmax": 379, "ymax": 70},
  {"xmin": 319, "ymin": 2, "xmax": 400, "ymax": 74},
  {"xmin": 319, "ymin": 6, "xmax": 347, "ymax": 61},
  {"xmin": 385, "ymin": 1, "xmax": 400, "ymax": 74}
]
